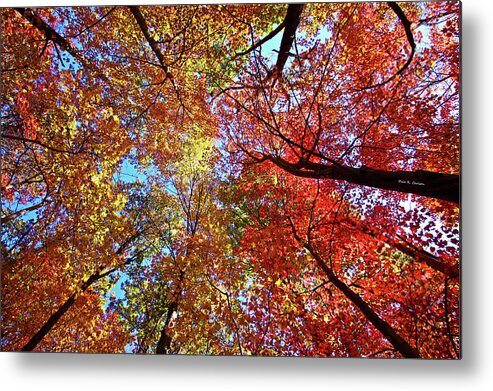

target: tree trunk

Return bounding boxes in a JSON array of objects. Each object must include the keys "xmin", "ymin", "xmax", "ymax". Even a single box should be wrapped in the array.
[
  {"xmin": 327, "ymin": 267, "xmax": 421, "ymax": 358},
  {"xmin": 344, "ymin": 220, "xmax": 460, "ymax": 278},
  {"xmin": 156, "ymin": 301, "xmax": 178, "ymax": 354},
  {"xmin": 271, "ymin": 156, "xmax": 459, "ymax": 203},
  {"xmin": 128, "ymin": 6, "xmax": 170, "ymax": 76},
  {"xmin": 273, "ymin": 4, "xmax": 304, "ymax": 74},
  {"xmin": 392, "ymin": 240, "xmax": 459, "ymax": 277},
  {"xmin": 20, "ymin": 273, "xmax": 100, "ymax": 351},
  {"xmin": 303, "ymin": 240, "xmax": 421, "ymax": 358},
  {"xmin": 20, "ymin": 247, "xmax": 143, "ymax": 351}
]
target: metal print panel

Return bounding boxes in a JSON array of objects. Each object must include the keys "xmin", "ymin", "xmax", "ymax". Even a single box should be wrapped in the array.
[{"xmin": 1, "ymin": 1, "xmax": 460, "ymax": 357}]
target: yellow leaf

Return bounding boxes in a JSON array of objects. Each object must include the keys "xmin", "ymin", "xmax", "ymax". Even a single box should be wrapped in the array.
[{"xmin": 91, "ymin": 174, "xmax": 100, "ymax": 185}]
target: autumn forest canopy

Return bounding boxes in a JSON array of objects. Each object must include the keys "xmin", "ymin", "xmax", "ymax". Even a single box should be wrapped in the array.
[{"xmin": 0, "ymin": 2, "xmax": 460, "ymax": 358}]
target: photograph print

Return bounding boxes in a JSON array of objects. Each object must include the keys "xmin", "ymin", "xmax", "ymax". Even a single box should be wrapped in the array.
[{"xmin": 1, "ymin": 1, "xmax": 460, "ymax": 358}]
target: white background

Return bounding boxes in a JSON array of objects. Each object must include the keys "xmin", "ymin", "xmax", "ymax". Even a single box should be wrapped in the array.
[{"xmin": 0, "ymin": 0, "xmax": 490, "ymax": 390}]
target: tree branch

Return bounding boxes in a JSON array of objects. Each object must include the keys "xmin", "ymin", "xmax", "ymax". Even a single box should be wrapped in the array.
[
  {"xmin": 128, "ymin": 6, "xmax": 172, "ymax": 80},
  {"xmin": 269, "ymin": 156, "xmax": 459, "ymax": 203},
  {"xmin": 20, "ymin": 241, "xmax": 146, "ymax": 351},
  {"xmin": 236, "ymin": 21, "xmax": 286, "ymax": 57},
  {"xmin": 2, "ymin": 133, "xmax": 80, "ymax": 155},
  {"xmin": 270, "ymin": 4, "xmax": 305, "ymax": 76},
  {"xmin": 359, "ymin": 2, "xmax": 416, "ymax": 90},
  {"xmin": 286, "ymin": 216, "xmax": 421, "ymax": 358},
  {"xmin": 14, "ymin": 8, "xmax": 109, "ymax": 83},
  {"xmin": 1, "ymin": 198, "xmax": 47, "ymax": 225}
]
